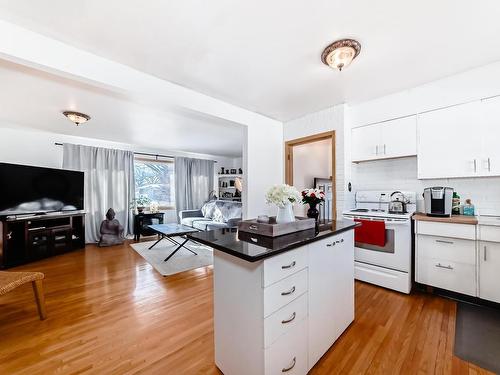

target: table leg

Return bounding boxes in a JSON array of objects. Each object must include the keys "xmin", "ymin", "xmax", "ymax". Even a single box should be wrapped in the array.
[
  {"xmin": 164, "ymin": 238, "xmax": 190, "ymax": 262},
  {"xmin": 148, "ymin": 235, "xmax": 164, "ymax": 249}
]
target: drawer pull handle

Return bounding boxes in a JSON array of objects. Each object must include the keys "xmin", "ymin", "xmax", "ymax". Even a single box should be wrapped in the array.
[
  {"xmin": 484, "ymin": 245, "xmax": 487, "ymax": 261},
  {"xmin": 281, "ymin": 312, "xmax": 296, "ymax": 324},
  {"xmin": 435, "ymin": 239, "xmax": 454, "ymax": 245},
  {"xmin": 282, "ymin": 357, "xmax": 296, "ymax": 373},
  {"xmin": 248, "ymin": 225, "xmax": 258, "ymax": 230},
  {"xmin": 435, "ymin": 263, "xmax": 453, "ymax": 270},
  {"xmin": 281, "ymin": 286, "xmax": 296, "ymax": 296},
  {"xmin": 281, "ymin": 261, "xmax": 296, "ymax": 270}
]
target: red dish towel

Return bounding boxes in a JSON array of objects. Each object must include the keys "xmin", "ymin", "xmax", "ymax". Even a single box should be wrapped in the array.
[{"xmin": 354, "ymin": 219, "xmax": 386, "ymax": 247}]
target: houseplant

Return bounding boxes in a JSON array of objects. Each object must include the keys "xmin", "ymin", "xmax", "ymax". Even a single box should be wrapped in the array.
[
  {"xmin": 301, "ymin": 188, "xmax": 325, "ymax": 224},
  {"xmin": 130, "ymin": 195, "xmax": 151, "ymax": 213},
  {"xmin": 265, "ymin": 184, "xmax": 301, "ymax": 223}
]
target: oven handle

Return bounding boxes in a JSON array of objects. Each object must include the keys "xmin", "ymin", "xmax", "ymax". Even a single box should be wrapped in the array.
[{"xmin": 342, "ymin": 215, "xmax": 410, "ymax": 225}]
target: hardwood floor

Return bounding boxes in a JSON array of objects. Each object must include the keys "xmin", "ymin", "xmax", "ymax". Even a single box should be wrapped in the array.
[{"xmin": 0, "ymin": 241, "xmax": 493, "ymax": 375}]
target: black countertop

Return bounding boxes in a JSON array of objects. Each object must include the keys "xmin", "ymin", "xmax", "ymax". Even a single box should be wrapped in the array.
[{"xmin": 187, "ymin": 220, "xmax": 358, "ymax": 262}]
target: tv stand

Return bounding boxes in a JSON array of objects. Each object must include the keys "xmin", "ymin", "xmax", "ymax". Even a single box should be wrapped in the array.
[{"xmin": 0, "ymin": 212, "xmax": 85, "ymax": 269}]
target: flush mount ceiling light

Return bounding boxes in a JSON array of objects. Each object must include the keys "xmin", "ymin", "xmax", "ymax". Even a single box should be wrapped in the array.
[
  {"xmin": 62, "ymin": 111, "xmax": 91, "ymax": 126},
  {"xmin": 321, "ymin": 39, "xmax": 361, "ymax": 71}
]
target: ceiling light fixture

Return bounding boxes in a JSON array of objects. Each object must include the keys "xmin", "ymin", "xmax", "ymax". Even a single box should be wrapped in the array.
[
  {"xmin": 63, "ymin": 111, "xmax": 91, "ymax": 126},
  {"xmin": 321, "ymin": 39, "xmax": 361, "ymax": 71}
]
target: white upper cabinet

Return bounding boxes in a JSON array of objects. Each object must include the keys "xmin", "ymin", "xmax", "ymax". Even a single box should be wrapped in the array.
[
  {"xmin": 351, "ymin": 116, "xmax": 417, "ymax": 162},
  {"xmin": 418, "ymin": 98, "xmax": 500, "ymax": 179},
  {"xmin": 417, "ymin": 101, "xmax": 482, "ymax": 179},
  {"xmin": 480, "ymin": 96, "xmax": 500, "ymax": 175}
]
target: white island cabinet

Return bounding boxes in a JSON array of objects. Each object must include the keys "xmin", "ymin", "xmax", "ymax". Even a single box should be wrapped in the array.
[{"xmin": 210, "ymin": 227, "xmax": 355, "ymax": 375}]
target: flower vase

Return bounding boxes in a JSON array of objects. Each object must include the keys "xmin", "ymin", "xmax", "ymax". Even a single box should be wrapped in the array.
[
  {"xmin": 307, "ymin": 203, "xmax": 320, "ymax": 233},
  {"xmin": 276, "ymin": 202, "xmax": 295, "ymax": 223}
]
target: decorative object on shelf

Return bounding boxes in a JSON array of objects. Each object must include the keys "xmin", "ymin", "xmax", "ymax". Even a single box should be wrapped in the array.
[
  {"xmin": 321, "ymin": 38, "xmax": 361, "ymax": 71},
  {"xmin": 230, "ymin": 168, "xmax": 237, "ymax": 174},
  {"xmin": 130, "ymin": 195, "xmax": 151, "ymax": 213},
  {"xmin": 149, "ymin": 201, "xmax": 159, "ymax": 213},
  {"xmin": 62, "ymin": 111, "xmax": 91, "ymax": 126},
  {"xmin": 98, "ymin": 208, "xmax": 124, "ymax": 247},
  {"xmin": 220, "ymin": 167, "xmax": 225, "ymax": 174},
  {"xmin": 225, "ymin": 169, "xmax": 229, "ymax": 174},
  {"xmin": 302, "ymin": 188, "xmax": 326, "ymax": 232},
  {"xmin": 229, "ymin": 180, "xmax": 235, "ymax": 187},
  {"xmin": 238, "ymin": 168, "xmax": 243, "ymax": 174},
  {"xmin": 265, "ymin": 184, "xmax": 301, "ymax": 224}
]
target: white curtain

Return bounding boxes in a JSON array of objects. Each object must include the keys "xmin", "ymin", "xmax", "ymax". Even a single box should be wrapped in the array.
[
  {"xmin": 175, "ymin": 157, "xmax": 215, "ymax": 218},
  {"xmin": 62, "ymin": 144, "xmax": 135, "ymax": 243}
]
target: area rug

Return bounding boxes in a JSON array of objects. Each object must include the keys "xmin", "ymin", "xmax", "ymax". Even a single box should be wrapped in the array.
[
  {"xmin": 130, "ymin": 238, "xmax": 213, "ymax": 276},
  {"xmin": 455, "ymin": 302, "xmax": 500, "ymax": 373}
]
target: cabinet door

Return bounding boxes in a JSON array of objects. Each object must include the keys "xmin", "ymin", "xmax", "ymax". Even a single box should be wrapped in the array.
[
  {"xmin": 417, "ymin": 101, "xmax": 482, "ymax": 179},
  {"xmin": 479, "ymin": 241, "xmax": 500, "ymax": 303},
  {"xmin": 380, "ymin": 116, "xmax": 417, "ymax": 158},
  {"xmin": 351, "ymin": 124, "xmax": 381, "ymax": 162},
  {"xmin": 481, "ymin": 97, "xmax": 500, "ymax": 176},
  {"xmin": 308, "ymin": 231, "xmax": 354, "ymax": 369}
]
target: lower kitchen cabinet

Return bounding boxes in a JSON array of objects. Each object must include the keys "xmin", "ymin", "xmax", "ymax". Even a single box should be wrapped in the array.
[
  {"xmin": 479, "ymin": 241, "xmax": 500, "ymax": 303},
  {"xmin": 415, "ymin": 219, "xmax": 500, "ymax": 303}
]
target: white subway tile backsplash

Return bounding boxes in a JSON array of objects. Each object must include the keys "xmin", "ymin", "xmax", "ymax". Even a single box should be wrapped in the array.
[{"xmin": 352, "ymin": 156, "xmax": 500, "ymax": 214}]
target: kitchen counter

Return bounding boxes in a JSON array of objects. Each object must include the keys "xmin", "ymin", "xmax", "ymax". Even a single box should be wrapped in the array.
[
  {"xmin": 412, "ymin": 212, "xmax": 478, "ymax": 225},
  {"xmin": 187, "ymin": 220, "xmax": 358, "ymax": 262}
]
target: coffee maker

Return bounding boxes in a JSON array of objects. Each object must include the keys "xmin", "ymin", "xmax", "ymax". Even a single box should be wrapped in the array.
[{"xmin": 424, "ymin": 187, "xmax": 453, "ymax": 217}]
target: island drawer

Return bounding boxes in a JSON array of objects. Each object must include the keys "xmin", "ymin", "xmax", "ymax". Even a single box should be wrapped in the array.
[
  {"xmin": 265, "ymin": 318, "xmax": 308, "ymax": 375},
  {"xmin": 264, "ymin": 268, "xmax": 308, "ymax": 317},
  {"xmin": 262, "ymin": 247, "xmax": 308, "ymax": 287},
  {"xmin": 264, "ymin": 292, "xmax": 308, "ymax": 348}
]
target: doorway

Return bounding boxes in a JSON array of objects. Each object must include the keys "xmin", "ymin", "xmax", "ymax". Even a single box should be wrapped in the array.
[{"xmin": 285, "ymin": 131, "xmax": 336, "ymax": 220}]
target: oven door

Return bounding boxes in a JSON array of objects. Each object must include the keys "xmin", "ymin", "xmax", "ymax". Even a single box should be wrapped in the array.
[{"xmin": 343, "ymin": 215, "xmax": 411, "ymax": 272}]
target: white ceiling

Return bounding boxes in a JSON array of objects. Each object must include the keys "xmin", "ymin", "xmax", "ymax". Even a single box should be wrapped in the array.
[
  {"xmin": 1, "ymin": 0, "xmax": 500, "ymax": 121},
  {"xmin": 0, "ymin": 60, "xmax": 244, "ymax": 157}
]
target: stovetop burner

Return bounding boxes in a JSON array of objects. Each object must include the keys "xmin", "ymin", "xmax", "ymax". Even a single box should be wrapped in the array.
[
  {"xmin": 350, "ymin": 208, "xmax": 369, "ymax": 212},
  {"xmin": 370, "ymin": 209, "xmax": 386, "ymax": 212}
]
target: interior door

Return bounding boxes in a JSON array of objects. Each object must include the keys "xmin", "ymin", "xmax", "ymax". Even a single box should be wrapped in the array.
[
  {"xmin": 351, "ymin": 124, "xmax": 381, "ymax": 162},
  {"xmin": 479, "ymin": 241, "xmax": 500, "ymax": 303},
  {"xmin": 380, "ymin": 116, "xmax": 417, "ymax": 159},
  {"xmin": 481, "ymin": 96, "xmax": 500, "ymax": 176},
  {"xmin": 417, "ymin": 101, "xmax": 482, "ymax": 179}
]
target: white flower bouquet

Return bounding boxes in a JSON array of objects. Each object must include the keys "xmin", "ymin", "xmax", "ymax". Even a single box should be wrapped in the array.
[{"xmin": 265, "ymin": 184, "xmax": 302, "ymax": 208}]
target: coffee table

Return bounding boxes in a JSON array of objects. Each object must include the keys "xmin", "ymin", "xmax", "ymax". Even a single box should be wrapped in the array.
[{"xmin": 147, "ymin": 224, "xmax": 200, "ymax": 262}]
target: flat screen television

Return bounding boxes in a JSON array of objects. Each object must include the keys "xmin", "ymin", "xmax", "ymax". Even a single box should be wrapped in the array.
[{"xmin": 0, "ymin": 162, "xmax": 84, "ymax": 216}]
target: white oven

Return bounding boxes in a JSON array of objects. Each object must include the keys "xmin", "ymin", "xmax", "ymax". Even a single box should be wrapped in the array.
[{"xmin": 342, "ymin": 190, "xmax": 416, "ymax": 294}]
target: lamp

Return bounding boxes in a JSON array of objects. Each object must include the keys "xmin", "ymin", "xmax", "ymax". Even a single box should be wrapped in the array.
[
  {"xmin": 63, "ymin": 111, "xmax": 91, "ymax": 126},
  {"xmin": 321, "ymin": 39, "xmax": 361, "ymax": 71}
]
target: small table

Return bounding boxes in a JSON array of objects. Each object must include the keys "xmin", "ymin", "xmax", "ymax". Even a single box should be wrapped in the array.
[{"xmin": 147, "ymin": 224, "xmax": 200, "ymax": 262}]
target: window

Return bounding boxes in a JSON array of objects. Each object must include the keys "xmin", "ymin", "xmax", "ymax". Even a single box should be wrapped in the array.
[{"xmin": 134, "ymin": 157, "xmax": 175, "ymax": 208}]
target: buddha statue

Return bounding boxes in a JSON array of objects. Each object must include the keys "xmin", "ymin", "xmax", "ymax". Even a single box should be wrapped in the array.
[{"xmin": 98, "ymin": 208, "xmax": 124, "ymax": 247}]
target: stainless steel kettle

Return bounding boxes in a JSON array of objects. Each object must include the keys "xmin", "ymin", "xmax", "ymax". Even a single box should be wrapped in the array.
[{"xmin": 388, "ymin": 191, "xmax": 407, "ymax": 214}]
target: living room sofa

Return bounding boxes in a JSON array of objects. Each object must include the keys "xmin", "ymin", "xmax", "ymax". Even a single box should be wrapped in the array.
[{"xmin": 179, "ymin": 200, "xmax": 242, "ymax": 231}]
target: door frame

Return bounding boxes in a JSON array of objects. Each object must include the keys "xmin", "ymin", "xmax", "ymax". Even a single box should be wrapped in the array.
[{"xmin": 284, "ymin": 131, "xmax": 336, "ymax": 220}]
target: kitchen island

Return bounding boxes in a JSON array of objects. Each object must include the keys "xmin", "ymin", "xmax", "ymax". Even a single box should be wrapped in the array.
[{"xmin": 188, "ymin": 220, "xmax": 358, "ymax": 375}]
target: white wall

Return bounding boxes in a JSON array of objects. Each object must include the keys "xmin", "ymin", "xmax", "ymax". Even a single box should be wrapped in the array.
[
  {"xmin": 0, "ymin": 124, "xmax": 242, "ymax": 223},
  {"xmin": 243, "ymin": 123, "xmax": 284, "ymax": 218},
  {"xmin": 292, "ymin": 139, "xmax": 332, "ymax": 216},
  {"xmin": 346, "ymin": 60, "xmax": 500, "ymax": 215},
  {"xmin": 284, "ymin": 105, "xmax": 346, "ymax": 218}
]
